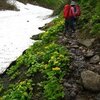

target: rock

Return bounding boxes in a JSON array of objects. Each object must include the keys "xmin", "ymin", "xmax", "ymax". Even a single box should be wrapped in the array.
[
  {"xmin": 58, "ymin": 36, "xmax": 68, "ymax": 45},
  {"xmin": 32, "ymin": 1, "xmax": 38, "ymax": 5},
  {"xmin": 31, "ymin": 34, "xmax": 40, "ymax": 40},
  {"xmin": 58, "ymin": 32, "xmax": 63, "ymax": 36},
  {"xmin": 63, "ymin": 84, "xmax": 78, "ymax": 100},
  {"xmin": 74, "ymin": 56, "xmax": 85, "ymax": 61},
  {"xmin": 72, "ymin": 84, "xmax": 79, "ymax": 93},
  {"xmin": 69, "ymin": 65, "xmax": 75, "ymax": 70},
  {"xmin": 91, "ymin": 38, "xmax": 100, "ymax": 55},
  {"xmin": 62, "ymin": 37, "xmax": 68, "ymax": 43},
  {"xmin": 39, "ymin": 22, "xmax": 54, "ymax": 30},
  {"xmin": 95, "ymin": 93, "xmax": 100, "ymax": 100},
  {"xmin": 85, "ymin": 50, "xmax": 94, "ymax": 57},
  {"xmin": 90, "ymin": 55, "xmax": 100, "ymax": 64},
  {"xmin": 93, "ymin": 65, "xmax": 100, "ymax": 74},
  {"xmin": 76, "ymin": 96, "xmax": 87, "ymax": 100},
  {"xmin": 75, "ymin": 50, "xmax": 83, "ymax": 56},
  {"xmin": 87, "ymin": 64, "xmax": 95, "ymax": 71},
  {"xmin": 72, "ymin": 61, "xmax": 86, "ymax": 68},
  {"xmin": 70, "ymin": 91, "xmax": 77, "ymax": 98},
  {"xmin": 79, "ymin": 46, "xmax": 83, "ymax": 50},
  {"xmin": 27, "ymin": 20, "xmax": 29, "ymax": 22},
  {"xmin": 70, "ymin": 44, "xmax": 79, "ymax": 48},
  {"xmin": 82, "ymin": 49, "xmax": 86, "ymax": 53},
  {"xmin": 78, "ymin": 38, "xmax": 95, "ymax": 47},
  {"xmin": 76, "ymin": 95, "xmax": 93, "ymax": 100},
  {"xmin": 70, "ymin": 48, "xmax": 76, "ymax": 54},
  {"xmin": 63, "ymin": 82, "xmax": 72, "ymax": 88},
  {"xmin": 81, "ymin": 70, "xmax": 100, "ymax": 91},
  {"xmin": 87, "ymin": 64, "xmax": 100, "ymax": 75}
]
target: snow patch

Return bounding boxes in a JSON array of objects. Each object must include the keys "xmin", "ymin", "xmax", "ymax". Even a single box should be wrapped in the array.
[{"xmin": 0, "ymin": 0, "xmax": 54, "ymax": 74}]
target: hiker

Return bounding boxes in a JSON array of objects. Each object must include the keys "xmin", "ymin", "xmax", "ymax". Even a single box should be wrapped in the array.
[{"xmin": 63, "ymin": 1, "xmax": 81, "ymax": 37}]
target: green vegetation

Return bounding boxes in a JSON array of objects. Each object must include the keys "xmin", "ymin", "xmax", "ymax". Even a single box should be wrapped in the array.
[
  {"xmin": 78, "ymin": 0, "xmax": 100, "ymax": 38},
  {"xmin": 0, "ymin": 0, "xmax": 100, "ymax": 99},
  {"xmin": 2, "ymin": 80, "xmax": 33, "ymax": 100},
  {"xmin": 0, "ymin": 17, "xmax": 70, "ymax": 100},
  {"xmin": 17, "ymin": 0, "xmax": 100, "ymax": 37}
]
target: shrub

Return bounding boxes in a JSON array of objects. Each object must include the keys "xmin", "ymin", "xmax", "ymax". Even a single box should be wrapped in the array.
[{"xmin": 2, "ymin": 80, "xmax": 33, "ymax": 100}]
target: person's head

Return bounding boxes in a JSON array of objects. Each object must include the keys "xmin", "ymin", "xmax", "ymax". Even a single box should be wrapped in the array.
[{"xmin": 70, "ymin": 1, "xmax": 77, "ymax": 6}]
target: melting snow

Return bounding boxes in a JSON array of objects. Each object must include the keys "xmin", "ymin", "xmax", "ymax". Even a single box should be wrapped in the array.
[{"xmin": 0, "ymin": 0, "xmax": 54, "ymax": 74}]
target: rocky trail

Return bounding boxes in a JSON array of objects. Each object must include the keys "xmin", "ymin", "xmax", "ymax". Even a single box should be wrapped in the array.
[{"xmin": 58, "ymin": 32, "xmax": 100, "ymax": 100}]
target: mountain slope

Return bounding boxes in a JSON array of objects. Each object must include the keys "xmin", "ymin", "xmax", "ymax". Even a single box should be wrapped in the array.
[
  {"xmin": 77, "ymin": 0, "xmax": 100, "ymax": 38},
  {"xmin": 0, "ymin": 0, "xmax": 99, "ymax": 100}
]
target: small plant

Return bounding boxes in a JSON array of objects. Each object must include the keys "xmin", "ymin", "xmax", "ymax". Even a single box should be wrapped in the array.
[
  {"xmin": 2, "ymin": 80, "xmax": 33, "ymax": 100},
  {"xmin": 0, "ymin": 84, "xmax": 3, "ymax": 93},
  {"xmin": 41, "ymin": 19, "xmax": 64, "ymax": 43},
  {"xmin": 43, "ymin": 77, "xmax": 64, "ymax": 100},
  {"xmin": 0, "ymin": 14, "xmax": 69, "ymax": 100}
]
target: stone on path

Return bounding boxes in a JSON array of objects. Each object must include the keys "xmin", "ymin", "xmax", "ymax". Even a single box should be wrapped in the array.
[
  {"xmin": 81, "ymin": 70, "xmax": 100, "ymax": 91},
  {"xmin": 90, "ymin": 55, "xmax": 100, "ymax": 64},
  {"xmin": 78, "ymin": 38, "xmax": 95, "ymax": 47},
  {"xmin": 85, "ymin": 50, "xmax": 94, "ymax": 57}
]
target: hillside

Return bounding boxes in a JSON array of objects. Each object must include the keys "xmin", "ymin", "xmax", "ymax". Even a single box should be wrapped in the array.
[
  {"xmin": 78, "ymin": 0, "xmax": 100, "ymax": 38},
  {"xmin": 0, "ymin": 0, "xmax": 17, "ymax": 10},
  {"xmin": 0, "ymin": 0, "xmax": 100, "ymax": 100},
  {"xmin": 17, "ymin": 0, "xmax": 66, "ymax": 15},
  {"xmin": 17, "ymin": 0, "xmax": 100, "ymax": 37}
]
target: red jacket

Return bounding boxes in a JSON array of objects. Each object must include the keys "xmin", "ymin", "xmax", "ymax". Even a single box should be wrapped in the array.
[
  {"xmin": 63, "ymin": 4, "xmax": 81, "ymax": 19},
  {"xmin": 63, "ymin": 5, "xmax": 75, "ymax": 19}
]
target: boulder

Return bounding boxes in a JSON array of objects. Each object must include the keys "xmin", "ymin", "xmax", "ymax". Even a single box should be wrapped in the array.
[
  {"xmin": 93, "ymin": 65, "xmax": 100, "ymax": 74},
  {"xmin": 90, "ymin": 55, "xmax": 100, "ymax": 64},
  {"xmin": 95, "ymin": 93, "xmax": 100, "ymax": 100},
  {"xmin": 85, "ymin": 50, "xmax": 94, "ymax": 57},
  {"xmin": 78, "ymin": 38, "xmax": 95, "ymax": 47},
  {"xmin": 31, "ymin": 34, "xmax": 40, "ymax": 40},
  {"xmin": 81, "ymin": 70, "xmax": 100, "ymax": 91}
]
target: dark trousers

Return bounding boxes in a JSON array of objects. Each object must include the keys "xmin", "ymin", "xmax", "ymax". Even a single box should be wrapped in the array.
[{"xmin": 64, "ymin": 17, "xmax": 76, "ymax": 35}]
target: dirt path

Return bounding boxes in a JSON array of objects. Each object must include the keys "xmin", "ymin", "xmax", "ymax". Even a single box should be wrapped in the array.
[{"xmin": 58, "ymin": 32, "xmax": 100, "ymax": 100}]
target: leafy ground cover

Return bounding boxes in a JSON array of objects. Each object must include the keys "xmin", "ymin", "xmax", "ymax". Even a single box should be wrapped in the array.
[
  {"xmin": 0, "ymin": 0, "xmax": 99, "ymax": 99},
  {"xmin": 0, "ymin": 17, "xmax": 70, "ymax": 100}
]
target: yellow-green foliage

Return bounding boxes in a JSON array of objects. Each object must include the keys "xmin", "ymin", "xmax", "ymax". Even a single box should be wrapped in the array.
[
  {"xmin": 2, "ymin": 80, "xmax": 33, "ymax": 100},
  {"xmin": 0, "ymin": 84, "xmax": 3, "ymax": 93},
  {"xmin": 1, "ymin": 17, "xmax": 69, "ymax": 100},
  {"xmin": 40, "ymin": 18, "xmax": 64, "ymax": 43}
]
